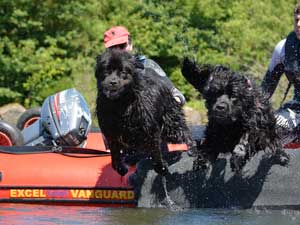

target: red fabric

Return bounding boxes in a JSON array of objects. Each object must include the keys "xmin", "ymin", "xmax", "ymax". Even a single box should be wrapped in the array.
[{"xmin": 284, "ymin": 142, "xmax": 300, "ymax": 149}]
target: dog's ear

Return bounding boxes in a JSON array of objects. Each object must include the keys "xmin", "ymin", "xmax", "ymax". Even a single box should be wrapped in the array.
[
  {"xmin": 95, "ymin": 54, "xmax": 103, "ymax": 80},
  {"xmin": 181, "ymin": 57, "xmax": 213, "ymax": 93},
  {"xmin": 236, "ymin": 75, "xmax": 254, "ymax": 92},
  {"xmin": 214, "ymin": 64, "xmax": 230, "ymax": 74}
]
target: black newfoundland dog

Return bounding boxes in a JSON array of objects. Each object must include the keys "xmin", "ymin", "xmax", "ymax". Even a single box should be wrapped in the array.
[
  {"xmin": 95, "ymin": 49, "xmax": 192, "ymax": 176},
  {"xmin": 181, "ymin": 57, "xmax": 289, "ymax": 173}
]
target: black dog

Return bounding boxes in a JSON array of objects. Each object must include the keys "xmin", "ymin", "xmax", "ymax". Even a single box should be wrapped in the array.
[
  {"xmin": 95, "ymin": 49, "xmax": 192, "ymax": 176},
  {"xmin": 181, "ymin": 58, "xmax": 289, "ymax": 173}
]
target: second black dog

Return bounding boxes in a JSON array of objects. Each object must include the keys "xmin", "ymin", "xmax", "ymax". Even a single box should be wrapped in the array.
[
  {"xmin": 95, "ymin": 49, "xmax": 192, "ymax": 176},
  {"xmin": 181, "ymin": 58, "xmax": 289, "ymax": 173}
]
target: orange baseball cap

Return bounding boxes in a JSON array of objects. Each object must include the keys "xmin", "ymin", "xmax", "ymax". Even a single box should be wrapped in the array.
[{"xmin": 103, "ymin": 26, "xmax": 130, "ymax": 48}]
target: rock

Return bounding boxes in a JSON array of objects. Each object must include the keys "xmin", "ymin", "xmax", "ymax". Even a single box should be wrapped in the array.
[
  {"xmin": 0, "ymin": 103, "xmax": 26, "ymax": 125},
  {"xmin": 183, "ymin": 106, "xmax": 202, "ymax": 126}
]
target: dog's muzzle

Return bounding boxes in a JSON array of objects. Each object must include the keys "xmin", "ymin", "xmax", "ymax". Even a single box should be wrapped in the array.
[
  {"xmin": 214, "ymin": 102, "xmax": 228, "ymax": 112},
  {"xmin": 103, "ymin": 86, "xmax": 125, "ymax": 99},
  {"xmin": 213, "ymin": 95, "xmax": 232, "ymax": 113}
]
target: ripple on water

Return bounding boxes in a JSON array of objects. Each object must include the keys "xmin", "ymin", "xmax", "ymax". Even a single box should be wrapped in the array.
[{"xmin": 1, "ymin": 204, "xmax": 300, "ymax": 225}]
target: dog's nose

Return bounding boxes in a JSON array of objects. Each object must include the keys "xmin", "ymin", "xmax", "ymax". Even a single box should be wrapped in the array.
[{"xmin": 110, "ymin": 80, "xmax": 117, "ymax": 86}]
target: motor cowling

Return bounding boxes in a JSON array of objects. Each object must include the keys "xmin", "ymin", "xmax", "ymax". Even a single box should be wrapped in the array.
[{"xmin": 23, "ymin": 88, "xmax": 92, "ymax": 146}]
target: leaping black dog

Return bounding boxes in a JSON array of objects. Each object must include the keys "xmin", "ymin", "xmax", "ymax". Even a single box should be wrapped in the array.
[
  {"xmin": 95, "ymin": 49, "xmax": 192, "ymax": 176},
  {"xmin": 181, "ymin": 57, "xmax": 289, "ymax": 173}
]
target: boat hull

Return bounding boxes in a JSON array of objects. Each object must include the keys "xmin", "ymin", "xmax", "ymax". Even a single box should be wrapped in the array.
[{"xmin": 0, "ymin": 152, "xmax": 136, "ymax": 206}]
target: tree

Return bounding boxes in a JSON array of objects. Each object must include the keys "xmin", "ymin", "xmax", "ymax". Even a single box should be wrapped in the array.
[{"xmin": 0, "ymin": 0, "xmax": 297, "ymax": 122}]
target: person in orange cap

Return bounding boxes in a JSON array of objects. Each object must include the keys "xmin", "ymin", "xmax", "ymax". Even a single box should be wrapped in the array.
[{"xmin": 103, "ymin": 26, "xmax": 186, "ymax": 105}]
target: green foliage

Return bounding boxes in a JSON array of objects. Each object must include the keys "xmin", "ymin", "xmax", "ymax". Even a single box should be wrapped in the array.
[
  {"xmin": 0, "ymin": 0, "xmax": 298, "ymax": 124},
  {"xmin": 0, "ymin": 0, "xmax": 97, "ymax": 107},
  {"xmin": 0, "ymin": 87, "xmax": 22, "ymax": 105}
]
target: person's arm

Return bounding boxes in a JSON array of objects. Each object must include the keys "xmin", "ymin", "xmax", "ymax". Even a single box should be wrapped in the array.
[
  {"xmin": 143, "ymin": 57, "xmax": 186, "ymax": 105},
  {"xmin": 261, "ymin": 65, "xmax": 285, "ymax": 99},
  {"xmin": 261, "ymin": 40, "xmax": 286, "ymax": 99}
]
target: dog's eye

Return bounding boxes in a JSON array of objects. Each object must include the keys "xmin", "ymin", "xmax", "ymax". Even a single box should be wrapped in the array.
[
  {"xmin": 104, "ymin": 71, "xmax": 111, "ymax": 77},
  {"xmin": 121, "ymin": 72, "xmax": 128, "ymax": 79},
  {"xmin": 100, "ymin": 72, "xmax": 109, "ymax": 80}
]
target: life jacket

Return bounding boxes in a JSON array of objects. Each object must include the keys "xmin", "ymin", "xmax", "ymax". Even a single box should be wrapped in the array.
[
  {"xmin": 135, "ymin": 55, "xmax": 167, "ymax": 77},
  {"xmin": 284, "ymin": 31, "xmax": 300, "ymax": 101}
]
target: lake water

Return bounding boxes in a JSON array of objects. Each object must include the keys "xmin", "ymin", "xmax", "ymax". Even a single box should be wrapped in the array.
[{"xmin": 1, "ymin": 204, "xmax": 300, "ymax": 225}]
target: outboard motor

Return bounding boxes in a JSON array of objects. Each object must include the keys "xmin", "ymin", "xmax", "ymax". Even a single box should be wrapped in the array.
[{"xmin": 22, "ymin": 88, "xmax": 92, "ymax": 147}]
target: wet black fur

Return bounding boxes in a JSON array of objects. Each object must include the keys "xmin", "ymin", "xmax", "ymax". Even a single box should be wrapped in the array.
[
  {"xmin": 181, "ymin": 58, "xmax": 289, "ymax": 173},
  {"xmin": 95, "ymin": 49, "xmax": 192, "ymax": 176}
]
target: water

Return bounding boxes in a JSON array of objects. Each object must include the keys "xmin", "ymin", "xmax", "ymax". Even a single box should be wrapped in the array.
[{"xmin": 1, "ymin": 204, "xmax": 300, "ymax": 225}]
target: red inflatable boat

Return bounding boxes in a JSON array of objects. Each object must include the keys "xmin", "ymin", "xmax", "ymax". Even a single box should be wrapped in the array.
[{"xmin": 0, "ymin": 131, "xmax": 187, "ymax": 207}]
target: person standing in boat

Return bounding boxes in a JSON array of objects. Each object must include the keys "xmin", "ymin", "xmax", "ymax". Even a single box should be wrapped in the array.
[
  {"xmin": 102, "ymin": 25, "xmax": 186, "ymax": 106},
  {"xmin": 261, "ymin": 4, "xmax": 300, "ymax": 144}
]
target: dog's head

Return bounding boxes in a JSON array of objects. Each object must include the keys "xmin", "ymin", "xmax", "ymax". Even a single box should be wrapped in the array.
[
  {"xmin": 95, "ymin": 49, "xmax": 141, "ymax": 100},
  {"xmin": 203, "ymin": 69, "xmax": 255, "ymax": 124}
]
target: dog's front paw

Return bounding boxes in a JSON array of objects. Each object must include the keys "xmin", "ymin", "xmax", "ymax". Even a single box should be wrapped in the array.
[
  {"xmin": 273, "ymin": 150, "xmax": 290, "ymax": 166},
  {"xmin": 153, "ymin": 161, "xmax": 169, "ymax": 176},
  {"xmin": 117, "ymin": 166, "xmax": 128, "ymax": 176},
  {"xmin": 230, "ymin": 144, "xmax": 247, "ymax": 173},
  {"xmin": 230, "ymin": 153, "xmax": 246, "ymax": 174},
  {"xmin": 279, "ymin": 154, "xmax": 290, "ymax": 166},
  {"xmin": 113, "ymin": 164, "xmax": 128, "ymax": 176},
  {"xmin": 233, "ymin": 144, "xmax": 247, "ymax": 157},
  {"xmin": 187, "ymin": 145, "xmax": 198, "ymax": 157}
]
